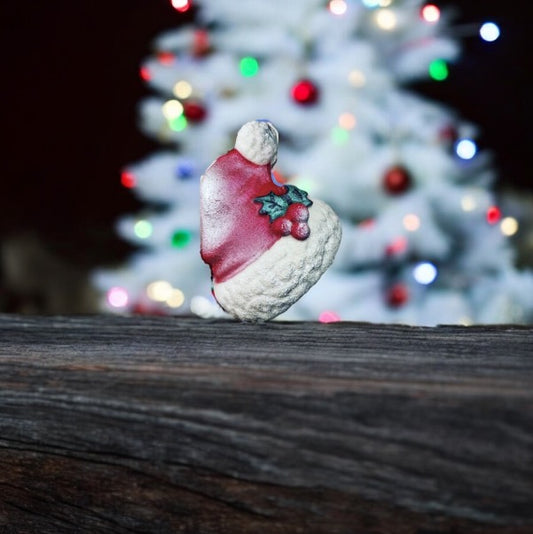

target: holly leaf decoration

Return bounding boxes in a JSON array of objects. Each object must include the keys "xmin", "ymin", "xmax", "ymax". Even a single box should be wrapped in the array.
[
  {"xmin": 254, "ymin": 192, "xmax": 289, "ymax": 222},
  {"xmin": 284, "ymin": 185, "xmax": 313, "ymax": 207}
]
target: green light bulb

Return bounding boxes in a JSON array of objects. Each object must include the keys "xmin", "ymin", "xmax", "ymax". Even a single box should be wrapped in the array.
[
  {"xmin": 171, "ymin": 230, "xmax": 191, "ymax": 248},
  {"xmin": 240, "ymin": 57, "xmax": 259, "ymax": 77},
  {"xmin": 429, "ymin": 59, "xmax": 449, "ymax": 81}
]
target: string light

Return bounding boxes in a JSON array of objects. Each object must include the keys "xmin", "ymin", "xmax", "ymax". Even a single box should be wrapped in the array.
[
  {"xmin": 500, "ymin": 217, "xmax": 519, "ymax": 236},
  {"xmin": 173, "ymin": 80, "xmax": 193, "ymax": 99},
  {"xmin": 455, "ymin": 138, "xmax": 477, "ymax": 160},
  {"xmin": 386, "ymin": 236, "xmax": 408, "ymax": 256},
  {"xmin": 348, "ymin": 69, "xmax": 366, "ymax": 88},
  {"xmin": 134, "ymin": 220, "xmax": 153, "ymax": 239},
  {"xmin": 120, "ymin": 170, "xmax": 136, "ymax": 189},
  {"xmin": 319, "ymin": 311, "xmax": 341, "ymax": 323},
  {"xmin": 332, "ymin": 127, "xmax": 349, "ymax": 145},
  {"xmin": 429, "ymin": 59, "xmax": 448, "ymax": 81},
  {"xmin": 168, "ymin": 115, "xmax": 188, "ymax": 132},
  {"xmin": 107, "ymin": 287, "xmax": 129, "ymax": 308},
  {"xmin": 403, "ymin": 214, "xmax": 420, "ymax": 231},
  {"xmin": 375, "ymin": 9, "xmax": 397, "ymax": 30},
  {"xmin": 461, "ymin": 195, "xmax": 477, "ymax": 212},
  {"xmin": 240, "ymin": 57, "xmax": 259, "ymax": 77},
  {"xmin": 147, "ymin": 280, "xmax": 173, "ymax": 302},
  {"xmin": 338, "ymin": 112, "xmax": 357, "ymax": 130},
  {"xmin": 166, "ymin": 288, "xmax": 185, "ymax": 308},
  {"xmin": 329, "ymin": 0, "xmax": 347, "ymax": 16},
  {"xmin": 413, "ymin": 262, "xmax": 438, "ymax": 285},
  {"xmin": 139, "ymin": 66, "xmax": 151, "ymax": 82},
  {"xmin": 421, "ymin": 4, "xmax": 440, "ymax": 23},
  {"xmin": 480, "ymin": 22, "xmax": 500, "ymax": 42},
  {"xmin": 171, "ymin": 229, "xmax": 192, "ymax": 248},
  {"xmin": 171, "ymin": 0, "xmax": 191, "ymax": 13},
  {"xmin": 157, "ymin": 51, "xmax": 175, "ymax": 65},
  {"xmin": 176, "ymin": 161, "xmax": 195, "ymax": 179},
  {"xmin": 162, "ymin": 100, "xmax": 184, "ymax": 120},
  {"xmin": 486, "ymin": 206, "xmax": 501, "ymax": 225}
]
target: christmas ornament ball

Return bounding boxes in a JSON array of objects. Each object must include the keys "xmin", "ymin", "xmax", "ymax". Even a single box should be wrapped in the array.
[
  {"xmin": 291, "ymin": 79, "xmax": 320, "ymax": 106},
  {"xmin": 383, "ymin": 165, "xmax": 412, "ymax": 195}
]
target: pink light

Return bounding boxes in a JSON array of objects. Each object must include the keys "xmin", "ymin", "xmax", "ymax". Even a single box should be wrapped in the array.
[
  {"xmin": 486, "ymin": 206, "xmax": 502, "ymax": 225},
  {"xmin": 107, "ymin": 287, "xmax": 129, "ymax": 308},
  {"xmin": 421, "ymin": 4, "xmax": 440, "ymax": 23},
  {"xmin": 319, "ymin": 311, "xmax": 341, "ymax": 323},
  {"xmin": 120, "ymin": 171, "xmax": 136, "ymax": 189},
  {"xmin": 385, "ymin": 236, "xmax": 408, "ymax": 256},
  {"xmin": 139, "ymin": 66, "xmax": 151, "ymax": 82},
  {"xmin": 171, "ymin": 0, "xmax": 191, "ymax": 12},
  {"xmin": 329, "ymin": 0, "xmax": 347, "ymax": 16}
]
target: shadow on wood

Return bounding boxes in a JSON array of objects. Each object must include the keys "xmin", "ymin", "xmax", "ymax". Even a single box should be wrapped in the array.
[{"xmin": 0, "ymin": 314, "xmax": 532, "ymax": 533}]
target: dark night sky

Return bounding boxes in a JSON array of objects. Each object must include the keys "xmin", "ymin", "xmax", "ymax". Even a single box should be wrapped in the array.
[{"xmin": 1, "ymin": 0, "xmax": 531, "ymax": 269}]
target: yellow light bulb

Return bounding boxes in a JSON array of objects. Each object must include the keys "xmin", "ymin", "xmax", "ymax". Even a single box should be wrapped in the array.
[
  {"xmin": 500, "ymin": 217, "xmax": 519, "ymax": 236},
  {"xmin": 162, "ymin": 99, "xmax": 184, "ymax": 120},
  {"xmin": 147, "ymin": 280, "xmax": 173, "ymax": 302},
  {"xmin": 173, "ymin": 80, "xmax": 193, "ymax": 99},
  {"xmin": 338, "ymin": 112, "xmax": 357, "ymax": 130},
  {"xmin": 348, "ymin": 70, "xmax": 366, "ymax": 88},
  {"xmin": 375, "ymin": 9, "xmax": 397, "ymax": 30},
  {"xmin": 166, "ymin": 288, "xmax": 185, "ymax": 308}
]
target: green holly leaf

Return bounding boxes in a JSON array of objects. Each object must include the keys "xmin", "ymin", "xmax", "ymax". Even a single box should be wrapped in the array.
[
  {"xmin": 254, "ymin": 192, "xmax": 289, "ymax": 222},
  {"xmin": 284, "ymin": 185, "xmax": 313, "ymax": 207}
]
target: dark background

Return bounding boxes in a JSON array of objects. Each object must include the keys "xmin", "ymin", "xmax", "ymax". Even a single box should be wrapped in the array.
[{"xmin": 0, "ymin": 0, "xmax": 530, "ymax": 299}]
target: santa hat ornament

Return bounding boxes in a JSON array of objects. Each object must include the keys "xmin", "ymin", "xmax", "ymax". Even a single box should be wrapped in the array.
[{"xmin": 200, "ymin": 120, "xmax": 342, "ymax": 321}]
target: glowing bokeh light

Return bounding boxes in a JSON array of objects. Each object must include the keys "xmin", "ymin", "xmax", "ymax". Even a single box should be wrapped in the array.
[
  {"xmin": 386, "ymin": 236, "xmax": 408, "ymax": 256},
  {"xmin": 413, "ymin": 262, "xmax": 438, "ymax": 285},
  {"xmin": 480, "ymin": 22, "xmax": 500, "ymax": 42},
  {"xmin": 134, "ymin": 220, "xmax": 153, "ymax": 239},
  {"xmin": 319, "ymin": 311, "xmax": 341, "ymax": 323},
  {"xmin": 421, "ymin": 4, "xmax": 440, "ymax": 23},
  {"xmin": 171, "ymin": 229, "xmax": 192, "ymax": 248},
  {"xmin": 139, "ymin": 66, "xmax": 151, "ymax": 81},
  {"xmin": 329, "ymin": 0, "xmax": 347, "ymax": 15},
  {"xmin": 168, "ymin": 115, "xmax": 188, "ymax": 132},
  {"xmin": 375, "ymin": 9, "xmax": 397, "ymax": 30},
  {"xmin": 158, "ymin": 51, "xmax": 175, "ymax": 65},
  {"xmin": 147, "ymin": 280, "xmax": 173, "ymax": 302},
  {"xmin": 171, "ymin": 0, "xmax": 191, "ymax": 12},
  {"xmin": 486, "ymin": 205, "xmax": 502, "ymax": 225},
  {"xmin": 240, "ymin": 57, "xmax": 259, "ymax": 77},
  {"xmin": 162, "ymin": 99, "xmax": 184, "ymax": 120},
  {"xmin": 348, "ymin": 69, "xmax": 366, "ymax": 87},
  {"xmin": 332, "ymin": 126, "xmax": 349, "ymax": 145},
  {"xmin": 107, "ymin": 287, "xmax": 129, "ymax": 308},
  {"xmin": 429, "ymin": 59, "xmax": 448, "ymax": 81},
  {"xmin": 167, "ymin": 288, "xmax": 185, "ymax": 308},
  {"xmin": 173, "ymin": 80, "xmax": 193, "ymax": 99},
  {"xmin": 120, "ymin": 171, "xmax": 136, "ymax": 189},
  {"xmin": 456, "ymin": 139, "xmax": 477, "ymax": 160},
  {"xmin": 338, "ymin": 112, "xmax": 357, "ymax": 130},
  {"xmin": 403, "ymin": 214, "xmax": 420, "ymax": 231},
  {"xmin": 362, "ymin": 0, "xmax": 380, "ymax": 7},
  {"xmin": 461, "ymin": 195, "xmax": 477, "ymax": 212},
  {"xmin": 500, "ymin": 216, "xmax": 519, "ymax": 236}
]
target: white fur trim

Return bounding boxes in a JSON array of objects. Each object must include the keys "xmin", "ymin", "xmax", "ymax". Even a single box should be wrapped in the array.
[
  {"xmin": 213, "ymin": 199, "xmax": 342, "ymax": 321},
  {"xmin": 234, "ymin": 121, "xmax": 279, "ymax": 166}
]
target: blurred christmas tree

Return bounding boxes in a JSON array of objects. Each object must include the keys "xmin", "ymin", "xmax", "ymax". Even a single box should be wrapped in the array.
[{"xmin": 94, "ymin": 0, "xmax": 533, "ymax": 325}]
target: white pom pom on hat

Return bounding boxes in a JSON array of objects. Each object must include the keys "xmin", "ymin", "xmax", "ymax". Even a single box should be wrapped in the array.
[{"xmin": 235, "ymin": 120, "xmax": 279, "ymax": 166}]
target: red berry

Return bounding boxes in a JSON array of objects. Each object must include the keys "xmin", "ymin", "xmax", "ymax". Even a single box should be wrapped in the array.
[
  {"xmin": 272, "ymin": 217, "xmax": 292, "ymax": 236},
  {"xmin": 291, "ymin": 222, "xmax": 310, "ymax": 240},
  {"xmin": 286, "ymin": 203, "xmax": 309, "ymax": 222}
]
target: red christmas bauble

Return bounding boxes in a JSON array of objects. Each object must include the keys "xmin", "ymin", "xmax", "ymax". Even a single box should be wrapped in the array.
[
  {"xmin": 383, "ymin": 165, "xmax": 412, "ymax": 195},
  {"xmin": 183, "ymin": 101, "xmax": 207, "ymax": 123},
  {"xmin": 386, "ymin": 283, "xmax": 409, "ymax": 308},
  {"xmin": 291, "ymin": 79, "xmax": 320, "ymax": 106}
]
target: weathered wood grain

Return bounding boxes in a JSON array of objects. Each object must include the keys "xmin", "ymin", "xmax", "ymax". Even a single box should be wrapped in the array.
[{"xmin": 0, "ymin": 314, "xmax": 532, "ymax": 533}]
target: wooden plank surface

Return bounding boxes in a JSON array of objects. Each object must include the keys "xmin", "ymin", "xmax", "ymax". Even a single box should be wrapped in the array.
[{"xmin": 0, "ymin": 314, "xmax": 532, "ymax": 533}]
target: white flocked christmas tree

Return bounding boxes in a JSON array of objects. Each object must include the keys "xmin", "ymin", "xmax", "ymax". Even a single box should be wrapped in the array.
[{"xmin": 94, "ymin": 0, "xmax": 533, "ymax": 325}]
